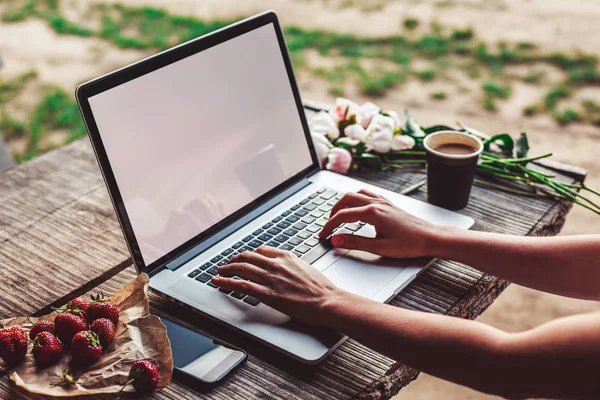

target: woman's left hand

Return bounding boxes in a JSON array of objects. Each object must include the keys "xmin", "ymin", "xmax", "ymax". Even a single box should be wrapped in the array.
[{"xmin": 212, "ymin": 246, "xmax": 342, "ymax": 326}]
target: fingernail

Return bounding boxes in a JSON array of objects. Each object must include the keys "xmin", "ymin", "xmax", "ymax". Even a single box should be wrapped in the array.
[{"xmin": 331, "ymin": 235, "xmax": 343, "ymax": 247}]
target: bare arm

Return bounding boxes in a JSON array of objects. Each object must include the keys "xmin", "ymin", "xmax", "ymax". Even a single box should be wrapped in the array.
[
  {"xmin": 433, "ymin": 230, "xmax": 600, "ymax": 300},
  {"xmin": 214, "ymin": 247, "xmax": 600, "ymax": 399},
  {"xmin": 319, "ymin": 190, "xmax": 600, "ymax": 300}
]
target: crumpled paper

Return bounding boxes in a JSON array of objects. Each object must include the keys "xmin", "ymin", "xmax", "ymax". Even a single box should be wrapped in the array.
[{"xmin": 0, "ymin": 273, "xmax": 173, "ymax": 396}]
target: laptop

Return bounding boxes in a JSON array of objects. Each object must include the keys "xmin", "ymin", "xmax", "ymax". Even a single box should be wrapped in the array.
[{"xmin": 76, "ymin": 11, "xmax": 474, "ymax": 364}]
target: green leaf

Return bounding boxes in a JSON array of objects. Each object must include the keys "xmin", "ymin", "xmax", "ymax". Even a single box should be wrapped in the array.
[
  {"xmin": 423, "ymin": 125, "xmax": 454, "ymax": 134},
  {"xmin": 515, "ymin": 132, "xmax": 529, "ymax": 158},
  {"xmin": 359, "ymin": 153, "xmax": 383, "ymax": 170},
  {"xmin": 401, "ymin": 109, "xmax": 425, "ymax": 137},
  {"xmin": 483, "ymin": 133, "xmax": 514, "ymax": 156}
]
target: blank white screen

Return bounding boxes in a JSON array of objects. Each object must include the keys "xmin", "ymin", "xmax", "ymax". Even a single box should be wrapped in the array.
[{"xmin": 88, "ymin": 24, "xmax": 313, "ymax": 265}]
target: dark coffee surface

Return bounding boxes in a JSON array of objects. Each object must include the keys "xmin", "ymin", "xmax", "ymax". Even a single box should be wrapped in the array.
[{"xmin": 434, "ymin": 143, "xmax": 476, "ymax": 155}]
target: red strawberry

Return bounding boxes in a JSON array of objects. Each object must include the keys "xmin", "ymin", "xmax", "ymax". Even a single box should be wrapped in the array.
[
  {"xmin": 31, "ymin": 331, "xmax": 63, "ymax": 365},
  {"xmin": 53, "ymin": 298, "xmax": 89, "ymax": 319},
  {"xmin": 54, "ymin": 313, "xmax": 88, "ymax": 345},
  {"xmin": 70, "ymin": 331, "xmax": 103, "ymax": 365},
  {"xmin": 126, "ymin": 360, "xmax": 159, "ymax": 393},
  {"xmin": 0, "ymin": 326, "xmax": 28, "ymax": 365},
  {"xmin": 87, "ymin": 302, "xmax": 119, "ymax": 326},
  {"xmin": 29, "ymin": 320, "xmax": 55, "ymax": 340},
  {"xmin": 90, "ymin": 318, "xmax": 115, "ymax": 347}
]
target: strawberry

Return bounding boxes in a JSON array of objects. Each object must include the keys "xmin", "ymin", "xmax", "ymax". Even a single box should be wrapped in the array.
[
  {"xmin": 52, "ymin": 298, "xmax": 89, "ymax": 319},
  {"xmin": 87, "ymin": 301, "xmax": 119, "ymax": 326},
  {"xmin": 124, "ymin": 360, "xmax": 159, "ymax": 393},
  {"xmin": 31, "ymin": 331, "xmax": 63, "ymax": 365},
  {"xmin": 28, "ymin": 319, "xmax": 55, "ymax": 340},
  {"xmin": 70, "ymin": 331, "xmax": 103, "ymax": 365},
  {"xmin": 0, "ymin": 326, "xmax": 28, "ymax": 365},
  {"xmin": 90, "ymin": 318, "xmax": 115, "ymax": 347},
  {"xmin": 54, "ymin": 313, "xmax": 88, "ymax": 345}
]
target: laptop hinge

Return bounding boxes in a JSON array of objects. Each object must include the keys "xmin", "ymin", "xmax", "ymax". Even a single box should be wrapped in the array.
[{"xmin": 164, "ymin": 177, "xmax": 313, "ymax": 271}]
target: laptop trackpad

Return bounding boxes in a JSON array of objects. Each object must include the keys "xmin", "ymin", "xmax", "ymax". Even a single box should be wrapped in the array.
[
  {"xmin": 323, "ymin": 251, "xmax": 406, "ymax": 299},
  {"xmin": 168, "ymin": 279, "xmax": 247, "ymax": 320}
]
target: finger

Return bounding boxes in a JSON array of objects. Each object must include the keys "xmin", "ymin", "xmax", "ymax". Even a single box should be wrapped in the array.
[
  {"xmin": 357, "ymin": 189, "xmax": 381, "ymax": 198},
  {"xmin": 211, "ymin": 276, "xmax": 267, "ymax": 298},
  {"xmin": 230, "ymin": 250, "xmax": 277, "ymax": 270},
  {"xmin": 319, "ymin": 206, "xmax": 376, "ymax": 238},
  {"xmin": 218, "ymin": 262, "xmax": 270, "ymax": 283},
  {"xmin": 330, "ymin": 192, "xmax": 377, "ymax": 219},
  {"xmin": 254, "ymin": 245, "xmax": 287, "ymax": 258},
  {"xmin": 331, "ymin": 234, "xmax": 380, "ymax": 254}
]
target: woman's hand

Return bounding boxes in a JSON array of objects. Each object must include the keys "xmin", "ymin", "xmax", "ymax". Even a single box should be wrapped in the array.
[
  {"xmin": 319, "ymin": 189, "xmax": 443, "ymax": 259},
  {"xmin": 212, "ymin": 246, "xmax": 344, "ymax": 326}
]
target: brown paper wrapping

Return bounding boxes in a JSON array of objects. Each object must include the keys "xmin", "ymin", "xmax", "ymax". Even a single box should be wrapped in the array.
[{"xmin": 0, "ymin": 273, "xmax": 173, "ymax": 396}]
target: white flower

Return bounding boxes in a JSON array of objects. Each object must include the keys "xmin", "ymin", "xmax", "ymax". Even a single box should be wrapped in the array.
[
  {"xmin": 357, "ymin": 102, "xmax": 380, "ymax": 128},
  {"xmin": 330, "ymin": 97, "xmax": 361, "ymax": 123},
  {"xmin": 336, "ymin": 137, "xmax": 360, "ymax": 147},
  {"xmin": 391, "ymin": 135, "xmax": 416, "ymax": 151},
  {"xmin": 385, "ymin": 110, "xmax": 401, "ymax": 131},
  {"xmin": 365, "ymin": 114, "xmax": 395, "ymax": 153},
  {"xmin": 309, "ymin": 111, "xmax": 340, "ymax": 140},
  {"xmin": 311, "ymin": 132, "xmax": 332, "ymax": 167},
  {"xmin": 344, "ymin": 124, "xmax": 367, "ymax": 141},
  {"xmin": 326, "ymin": 147, "xmax": 353, "ymax": 174}
]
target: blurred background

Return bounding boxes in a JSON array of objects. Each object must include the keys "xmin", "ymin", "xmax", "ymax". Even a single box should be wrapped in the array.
[{"xmin": 1, "ymin": 0, "xmax": 599, "ymax": 398}]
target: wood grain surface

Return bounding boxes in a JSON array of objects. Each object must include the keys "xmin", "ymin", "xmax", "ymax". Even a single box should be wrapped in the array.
[{"xmin": 0, "ymin": 104, "xmax": 583, "ymax": 399}]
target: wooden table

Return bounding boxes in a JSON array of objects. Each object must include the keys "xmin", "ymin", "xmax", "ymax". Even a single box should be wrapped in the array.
[{"xmin": 0, "ymin": 103, "xmax": 586, "ymax": 399}]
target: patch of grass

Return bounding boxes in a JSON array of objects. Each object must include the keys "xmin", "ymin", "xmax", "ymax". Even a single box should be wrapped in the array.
[
  {"xmin": 567, "ymin": 65, "xmax": 600, "ymax": 85},
  {"xmin": 1, "ymin": 0, "xmax": 37, "ymax": 22},
  {"xmin": 523, "ymin": 72, "xmax": 543, "ymax": 84},
  {"xmin": 0, "ymin": 71, "xmax": 38, "ymax": 105},
  {"xmin": 516, "ymin": 41, "xmax": 537, "ymax": 51},
  {"xmin": 582, "ymin": 99, "xmax": 600, "ymax": 114},
  {"xmin": 451, "ymin": 42, "xmax": 471, "ymax": 55},
  {"xmin": 483, "ymin": 94, "xmax": 496, "ymax": 112},
  {"xmin": 462, "ymin": 62, "xmax": 481, "ymax": 78},
  {"xmin": 483, "ymin": 81, "xmax": 511, "ymax": 99},
  {"xmin": 552, "ymin": 108, "xmax": 581, "ymax": 125},
  {"xmin": 593, "ymin": 115, "xmax": 600, "ymax": 127},
  {"xmin": 23, "ymin": 87, "xmax": 86, "ymax": 161},
  {"xmin": 430, "ymin": 91, "xmax": 447, "ymax": 100},
  {"xmin": 451, "ymin": 27, "xmax": 473, "ymax": 41},
  {"xmin": 47, "ymin": 15, "xmax": 93, "ymax": 36},
  {"xmin": 522, "ymin": 103, "xmax": 541, "ymax": 116},
  {"xmin": 544, "ymin": 85, "xmax": 572, "ymax": 110},
  {"xmin": 414, "ymin": 35, "xmax": 449, "ymax": 58},
  {"xmin": 0, "ymin": 112, "xmax": 27, "ymax": 139},
  {"xmin": 403, "ymin": 17, "xmax": 419, "ymax": 31},
  {"xmin": 356, "ymin": 68, "xmax": 405, "ymax": 97},
  {"xmin": 414, "ymin": 69, "xmax": 437, "ymax": 81}
]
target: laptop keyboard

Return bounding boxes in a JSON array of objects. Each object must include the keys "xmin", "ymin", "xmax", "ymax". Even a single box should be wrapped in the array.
[{"xmin": 186, "ymin": 186, "xmax": 365, "ymax": 307}]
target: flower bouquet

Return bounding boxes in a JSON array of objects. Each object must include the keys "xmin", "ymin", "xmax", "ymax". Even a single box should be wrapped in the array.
[{"xmin": 309, "ymin": 98, "xmax": 600, "ymax": 215}]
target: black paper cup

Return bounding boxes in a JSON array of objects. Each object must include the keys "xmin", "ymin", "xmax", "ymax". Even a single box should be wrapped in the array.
[{"xmin": 423, "ymin": 131, "xmax": 483, "ymax": 210}]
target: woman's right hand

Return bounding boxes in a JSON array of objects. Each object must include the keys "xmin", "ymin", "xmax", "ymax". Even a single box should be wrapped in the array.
[{"xmin": 319, "ymin": 189, "xmax": 446, "ymax": 259}]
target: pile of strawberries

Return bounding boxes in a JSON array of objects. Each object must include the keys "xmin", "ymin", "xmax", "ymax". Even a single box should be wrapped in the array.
[{"xmin": 0, "ymin": 294, "xmax": 158, "ymax": 393}]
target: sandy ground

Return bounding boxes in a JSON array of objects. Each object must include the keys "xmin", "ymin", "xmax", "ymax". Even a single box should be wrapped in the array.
[{"xmin": 1, "ymin": 0, "xmax": 600, "ymax": 398}]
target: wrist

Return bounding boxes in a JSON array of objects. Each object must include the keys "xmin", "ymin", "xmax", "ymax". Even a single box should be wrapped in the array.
[
  {"xmin": 318, "ymin": 288, "xmax": 355, "ymax": 329},
  {"xmin": 426, "ymin": 225, "xmax": 463, "ymax": 259}
]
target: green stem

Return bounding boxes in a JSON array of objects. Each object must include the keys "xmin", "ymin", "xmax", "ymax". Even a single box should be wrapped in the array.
[
  {"xmin": 583, "ymin": 184, "xmax": 600, "ymax": 198},
  {"xmin": 473, "ymin": 179, "xmax": 543, "ymax": 197}
]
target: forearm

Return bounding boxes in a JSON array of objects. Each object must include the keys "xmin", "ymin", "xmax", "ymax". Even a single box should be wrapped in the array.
[
  {"xmin": 322, "ymin": 291, "xmax": 513, "ymax": 396},
  {"xmin": 322, "ymin": 291, "xmax": 600, "ymax": 399},
  {"xmin": 429, "ymin": 228, "xmax": 600, "ymax": 300}
]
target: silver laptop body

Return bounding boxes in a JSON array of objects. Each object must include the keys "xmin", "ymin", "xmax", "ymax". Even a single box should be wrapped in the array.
[{"xmin": 76, "ymin": 11, "xmax": 474, "ymax": 364}]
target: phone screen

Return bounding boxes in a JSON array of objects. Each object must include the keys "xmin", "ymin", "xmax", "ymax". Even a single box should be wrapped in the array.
[{"xmin": 161, "ymin": 316, "xmax": 246, "ymax": 383}]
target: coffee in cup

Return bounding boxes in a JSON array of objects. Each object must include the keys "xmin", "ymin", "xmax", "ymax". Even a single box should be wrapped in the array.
[{"xmin": 423, "ymin": 131, "xmax": 483, "ymax": 210}]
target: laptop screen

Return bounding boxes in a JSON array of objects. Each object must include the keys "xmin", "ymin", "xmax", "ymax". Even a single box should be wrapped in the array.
[{"xmin": 88, "ymin": 23, "xmax": 313, "ymax": 266}]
